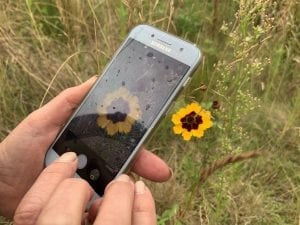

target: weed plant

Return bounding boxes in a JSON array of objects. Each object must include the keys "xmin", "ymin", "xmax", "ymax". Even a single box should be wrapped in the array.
[{"xmin": 0, "ymin": 0, "xmax": 299, "ymax": 224}]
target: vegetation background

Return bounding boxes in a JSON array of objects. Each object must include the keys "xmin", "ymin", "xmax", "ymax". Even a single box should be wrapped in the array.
[{"xmin": 0, "ymin": 0, "xmax": 299, "ymax": 224}]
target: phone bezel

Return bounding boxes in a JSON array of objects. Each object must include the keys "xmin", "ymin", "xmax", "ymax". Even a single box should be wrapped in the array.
[{"xmin": 45, "ymin": 24, "xmax": 201, "ymax": 194}]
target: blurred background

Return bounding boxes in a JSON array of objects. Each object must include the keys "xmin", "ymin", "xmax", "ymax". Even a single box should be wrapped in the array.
[{"xmin": 0, "ymin": 0, "xmax": 299, "ymax": 224}]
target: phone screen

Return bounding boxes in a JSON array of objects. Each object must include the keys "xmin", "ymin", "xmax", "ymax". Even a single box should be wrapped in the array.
[{"xmin": 53, "ymin": 38, "xmax": 190, "ymax": 194}]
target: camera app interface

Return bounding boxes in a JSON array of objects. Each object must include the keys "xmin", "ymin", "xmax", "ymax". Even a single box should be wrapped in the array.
[{"xmin": 53, "ymin": 38, "xmax": 190, "ymax": 195}]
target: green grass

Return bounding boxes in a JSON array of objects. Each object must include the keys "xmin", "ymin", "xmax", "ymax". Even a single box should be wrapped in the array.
[{"xmin": 0, "ymin": 0, "xmax": 299, "ymax": 224}]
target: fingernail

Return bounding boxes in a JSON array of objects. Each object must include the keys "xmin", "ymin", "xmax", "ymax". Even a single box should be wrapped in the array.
[
  {"xmin": 168, "ymin": 167, "xmax": 174, "ymax": 179},
  {"xmin": 92, "ymin": 75, "xmax": 98, "ymax": 81},
  {"xmin": 83, "ymin": 76, "xmax": 98, "ymax": 85},
  {"xmin": 57, "ymin": 152, "xmax": 77, "ymax": 162},
  {"xmin": 135, "ymin": 181, "xmax": 145, "ymax": 195},
  {"xmin": 91, "ymin": 75, "xmax": 98, "ymax": 81},
  {"xmin": 115, "ymin": 174, "xmax": 130, "ymax": 182}
]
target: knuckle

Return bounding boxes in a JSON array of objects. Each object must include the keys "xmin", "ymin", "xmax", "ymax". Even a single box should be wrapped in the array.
[
  {"xmin": 133, "ymin": 203, "xmax": 154, "ymax": 214},
  {"xmin": 62, "ymin": 178, "xmax": 92, "ymax": 192},
  {"xmin": 23, "ymin": 111, "xmax": 43, "ymax": 137},
  {"xmin": 14, "ymin": 196, "xmax": 44, "ymax": 225},
  {"xmin": 14, "ymin": 209, "xmax": 36, "ymax": 225},
  {"xmin": 59, "ymin": 87, "xmax": 78, "ymax": 110},
  {"xmin": 43, "ymin": 161, "xmax": 75, "ymax": 177}
]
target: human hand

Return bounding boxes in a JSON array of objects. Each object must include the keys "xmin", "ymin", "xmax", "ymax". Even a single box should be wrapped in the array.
[
  {"xmin": 14, "ymin": 152, "xmax": 156, "ymax": 225},
  {"xmin": 0, "ymin": 76, "xmax": 171, "ymax": 218}
]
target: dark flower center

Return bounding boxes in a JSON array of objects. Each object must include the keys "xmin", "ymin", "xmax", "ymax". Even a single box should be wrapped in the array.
[
  {"xmin": 180, "ymin": 111, "xmax": 203, "ymax": 132},
  {"xmin": 106, "ymin": 98, "xmax": 130, "ymax": 123}
]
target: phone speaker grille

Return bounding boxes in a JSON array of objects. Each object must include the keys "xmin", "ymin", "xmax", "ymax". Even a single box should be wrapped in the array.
[{"xmin": 157, "ymin": 38, "xmax": 172, "ymax": 46}]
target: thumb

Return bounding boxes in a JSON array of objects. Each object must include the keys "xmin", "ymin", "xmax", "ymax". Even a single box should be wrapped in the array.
[{"xmin": 14, "ymin": 152, "xmax": 78, "ymax": 225}]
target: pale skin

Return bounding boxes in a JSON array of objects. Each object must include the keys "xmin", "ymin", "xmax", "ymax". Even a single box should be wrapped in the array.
[{"xmin": 0, "ymin": 76, "xmax": 171, "ymax": 224}]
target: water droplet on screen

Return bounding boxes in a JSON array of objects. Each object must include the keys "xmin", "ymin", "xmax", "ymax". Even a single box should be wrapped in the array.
[
  {"xmin": 167, "ymin": 77, "xmax": 176, "ymax": 83},
  {"xmin": 147, "ymin": 52, "xmax": 153, "ymax": 57}
]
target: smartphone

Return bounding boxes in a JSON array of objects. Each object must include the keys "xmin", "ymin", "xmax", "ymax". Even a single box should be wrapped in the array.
[{"xmin": 45, "ymin": 24, "xmax": 201, "ymax": 196}]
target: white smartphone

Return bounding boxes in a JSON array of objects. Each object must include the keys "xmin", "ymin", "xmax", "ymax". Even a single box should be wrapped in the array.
[{"xmin": 45, "ymin": 24, "xmax": 201, "ymax": 196}]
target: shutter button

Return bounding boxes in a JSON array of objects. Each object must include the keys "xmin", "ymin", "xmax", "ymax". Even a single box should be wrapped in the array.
[{"xmin": 77, "ymin": 154, "xmax": 88, "ymax": 169}]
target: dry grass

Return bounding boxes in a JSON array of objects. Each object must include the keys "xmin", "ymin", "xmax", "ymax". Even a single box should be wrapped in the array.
[{"xmin": 0, "ymin": 0, "xmax": 299, "ymax": 224}]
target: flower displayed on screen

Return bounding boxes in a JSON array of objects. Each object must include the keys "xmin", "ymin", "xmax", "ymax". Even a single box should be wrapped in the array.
[
  {"xmin": 172, "ymin": 102, "xmax": 212, "ymax": 141},
  {"xmin": 97, "ymin": 87, "xmax": 141, "ymax": 136}
]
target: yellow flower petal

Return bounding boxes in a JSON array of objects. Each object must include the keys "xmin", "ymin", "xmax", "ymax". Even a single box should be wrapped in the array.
[
  {"xmin": 173, "ymin": 125, "xmax": 183, "ymax": 134},
  {"xmin": 130, "ymin": 96, "xmax": 139, "ymax": 105},
  {"xmin": 202, "ymin": 120, "xmax": 213, "ymax": 129},
  {"xmin": 104, "ymin": 93, "xmax": 114, "ymax": 104},
  {"xmin": 106, "ymin": 123, "xmax": 118, "ymax": 136},
  {"xmin": 118, "ymin": 121, "xmax": 132, "ymax": 133},
  {"xmin": 97, "ymin": 115, "xmax": 110, "ymax": 128},
  {"xmin": 182, "ymin": 131, "xmax": 192, "ymax": 141},
  {"xmin": 192, "ymin": 129, "xmax": 204, "ymax": 138},
  {"xmin": 187, "ymin": 102, "xmax": 201, "ymax": 114},
  {"xmin": 123, "ymin": 121, "xmax": 132, "ymax": 133},
  {"xmin": 117, "ymin": 121, "xmax": 126, "ymax": 133},
  {"xmin": 171, "ymin": 114, "xmax": 181, "ymax": 124},
  {"xmin": 178, "ymin": 108, "xmax": 188, "ymax": 117},
  {"xmin": 201, "ymin": 111, "xmax": 211, "ymax": 119},
  {"xmin": 129, "ymin": 116, "xmax": 136, "ymax": 124}
]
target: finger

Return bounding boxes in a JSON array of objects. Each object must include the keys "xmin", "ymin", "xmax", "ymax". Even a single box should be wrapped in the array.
[
  {"xmin": 87, "ymin": 198, "xmax": 103, "ymax": 223},
  {"xmin": 131, "ymin": 148, "xmax": 172, "ymax": 182},
  {"xmin": 27, "ymin": 76, "xmax": 97, "ymax": 131},
  {"xmin": 94, "ymin": 174, "xmax": 135, "ymax": 225},
  {"xmin": 13, "ymin": 152, "xmax": 78, "ymax": 225},
  {"xmin": 36, "ymin": 178, "xmax": 93, "ymax": 225},
  {"xmin": 133, "ymin": 181, "xmax": 156, "ymax": 225},
  {"xmin": 8, "ymin": 76, "xmax": 97, "ymax": 148}
]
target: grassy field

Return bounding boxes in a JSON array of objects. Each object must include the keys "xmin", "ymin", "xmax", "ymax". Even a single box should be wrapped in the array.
[{"xmin": 0, "ymin": 0, "xmax": 299, "ymax": 224}]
